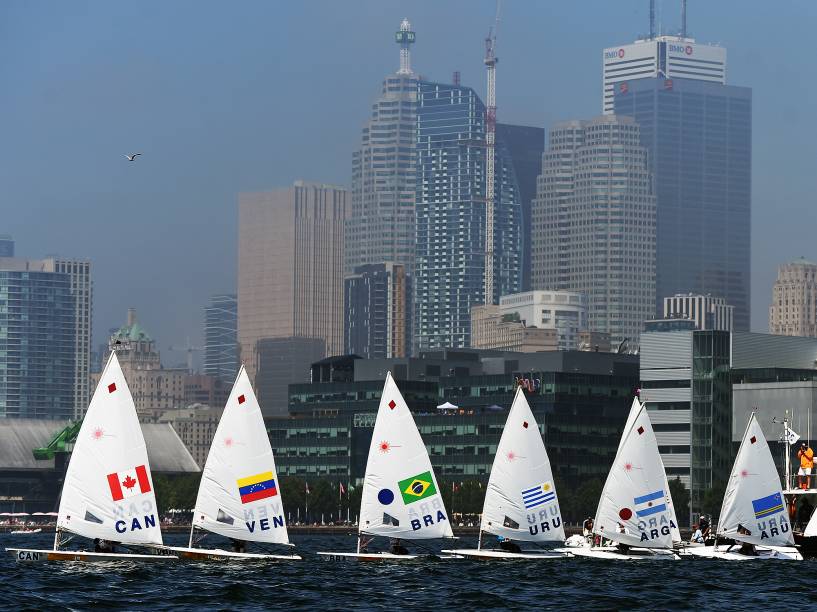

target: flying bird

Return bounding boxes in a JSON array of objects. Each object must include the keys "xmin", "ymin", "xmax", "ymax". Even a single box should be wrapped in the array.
[{"xmin": 125, "ymin": 153, "xmax": 142, "ymax": 161}]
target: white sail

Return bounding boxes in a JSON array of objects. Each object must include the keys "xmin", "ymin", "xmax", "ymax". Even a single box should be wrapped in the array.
[
  {"xmin": 56, "ymin": 352, "xmax": 163, "ymax": 546},
  {"xmin": 191, "ymin": 366, "xmax": 289, "ymax": 544},
  {"xmin": 480, "ymin": 388, "xmax": 564, "ymax": 542},
  {"xmin": 594, "ymin": 402, "xmax": 677, "ymax": 548},
  {"xmin": 804, "ymin": 508, "xmax": 817, "ymax": 538},
  {"xmin": 359, "ymin": 373, "xmax": 453, "ymax": 540},
  {"xmin": 716, "ymin": 412, "xmax": 793, "ymax": 547},
  {"xmin": 620, "ymin": 397, "xmax": 682, "ymax": 543}
]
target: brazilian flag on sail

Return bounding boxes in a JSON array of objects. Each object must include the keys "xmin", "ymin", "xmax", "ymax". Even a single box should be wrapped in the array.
[{"xmin": 398, "ymin": 471, "xmax": 437, "ymax": 505}]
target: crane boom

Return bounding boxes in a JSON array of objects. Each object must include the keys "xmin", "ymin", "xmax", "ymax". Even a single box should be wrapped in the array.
[{"xmin": 484, "ymin": 2, "xmax": 500, "ymax": 306}]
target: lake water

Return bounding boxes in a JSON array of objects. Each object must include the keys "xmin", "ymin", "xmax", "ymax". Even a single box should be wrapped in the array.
[{"xmin": 1, "ymin": 532, "xmax": 814, "ymax": 610}]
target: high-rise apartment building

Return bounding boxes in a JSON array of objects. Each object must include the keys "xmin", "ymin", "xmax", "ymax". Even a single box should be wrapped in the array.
[
  {"xmin": 531, "ymin": 115, "xmax": 656, "ymax": 347},
  {"xmin": 664, "ymin": 293, "xmax": 733, "ymax": 332},
  {"xmin": 769, "ymin": 258, "xmax": 817, "ymax": 337},
  {"xmin": 0, "ymin": 259, "xmax": 75, "ymax": 419},
  {"xmin": 345, "ymin": 262, "xmax": 411, "ymax": 359},
  {"xmin": 602, "ymin": 36, "xmax": 726, "ymax": 114},
  {"xmin": 204, "ymin": 294, "xmax": 238, "ymax": 384},
  {"xmin": 346, "ymin": 19, "xmax": 418, "ymax": 276},
  {"xmin": 495, "ymin": 290, "xmax": 589, "ymax": 351},
  {"xmin": 414, "ymin": 81, "xmax": 525, "ymax": 350},
  {"xmin": 614, "ymin": 77, "xmax": 752, "ymax": 330},
  {"xmin": 470, "ymin": 305, "xmax": 557, "ymax": 353},
  {"xmin": 237, "ymin": 181, "xmax": 348, "ymax": 393},
  {"xmin": 0, "ymin": 236, "xmax": 13, "ymax": 257}
]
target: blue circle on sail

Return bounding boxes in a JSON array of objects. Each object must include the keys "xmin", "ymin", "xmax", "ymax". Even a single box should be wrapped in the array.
[{"xmin": 378, "ymin": 488, "xmax": 394, "ymax": 505}]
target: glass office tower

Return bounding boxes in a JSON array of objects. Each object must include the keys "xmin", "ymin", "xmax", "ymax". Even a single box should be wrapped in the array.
[
  {"xmin": 614, "ymin": 77, "xmax": 752, "ymax": 330},
  {"xmin": 204, "ymin": 293, "xmax": 238, "ymax": 384},
  {"xmin": 414, "ymin": 81, "xmax": 522, "ymax": 350},
  {"xmin": 0, "ymin": 269, "xmax": 75, "ymax": 419}
]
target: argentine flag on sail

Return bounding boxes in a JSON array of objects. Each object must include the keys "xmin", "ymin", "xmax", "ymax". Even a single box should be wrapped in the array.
[{"xmin": 634, "ymin": 489, "xmax": 667, "ymax": 518}]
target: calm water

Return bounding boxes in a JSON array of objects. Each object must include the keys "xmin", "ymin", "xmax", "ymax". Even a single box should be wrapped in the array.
[{"xmin": 1, "ymin": 532, "xmax": 814, "ymax": 611}]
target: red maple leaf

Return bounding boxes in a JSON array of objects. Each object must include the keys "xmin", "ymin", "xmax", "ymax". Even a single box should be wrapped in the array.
[{"xmin": 122, "ymin": 475, "xmax": 137, "ymax": 490}]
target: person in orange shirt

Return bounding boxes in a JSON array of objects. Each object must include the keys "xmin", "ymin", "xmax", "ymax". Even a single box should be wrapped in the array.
[{"xmin": 798, "ymin": 442, "xmax": 814, "ymax": 489}]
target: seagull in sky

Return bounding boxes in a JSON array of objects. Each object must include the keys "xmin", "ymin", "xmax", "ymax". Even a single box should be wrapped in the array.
[{"xmin": 125, "ymin": 153, "xmax": 142, "ymax": 161}]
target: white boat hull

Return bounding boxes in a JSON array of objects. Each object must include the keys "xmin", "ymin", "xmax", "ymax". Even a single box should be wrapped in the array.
[
  {"xmin": 154, "ymin": 545, "xmax": 301, "ymax": 561},
  {"xmin": 9, "ymin": 529, "xmax": 42, "ymax": 534},
  {"xmin": 681, "ymin": 544, "xmax": 802, "ymax": 561},
  {"xmin": 6, "ymin": 548, "xmax": 178, "ymax": 563},
  {"xmin": 317, "ymin": 551, "xmax": 459, "ymax": 562},
  {"xmin": 552, "ymin": 545, "xmax": 680, "ymax": 560},
  {"xmin": 441, "ymin": 548, "xmax": 568, "ymax": 560}
]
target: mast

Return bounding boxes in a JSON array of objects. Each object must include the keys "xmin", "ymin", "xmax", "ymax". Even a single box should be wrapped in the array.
[
  {"xmin": 395, "ymin": 18, "xmax": 415, "ymax": 75},
  {"xmin": 483, "ymin": 4, "xmax": 500, "ymax": 306}
]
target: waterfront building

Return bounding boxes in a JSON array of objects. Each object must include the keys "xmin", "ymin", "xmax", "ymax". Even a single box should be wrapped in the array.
[
  {"xmin": 496, "ymin": 290, "xmax": 589, "ymax": 351},
  {"xmin": 769, "ymin": 258, "xmax": 817, "ymax": 338},
  {"xmin": 345, "ymin": 262, "xmax": 411, "ymax": 359},
  {"xmin": 414, "ymin": 82, "xmax": 526, "ymax": 350},
  {"xmin": 470, "ymin": 305, "xmax": 557, "ymax": 353},
  {"xmin": 256, "ymin": 336, "xmax": 326, "ymax": 416},
  {"xmin": 614, "ymin": 77, "xmax": 752, "ymax": 330},
  {"xmin": 0, "ymin": 258, "xmax": 75, "ymax": 419},
  {"xmin": 158, "ymin": 403, "xmax": 224, "ymax": 469},
  {"xmin": 640, "ymin": 330, "xmax": 817, "ymax": 516},
  {"xmin": 346, "ymin": 19, "xmax": 419, "ymax": 277},
  {"xmin": 531, "ymin": 115, "xmax": 656, "ymax": 347},
  {"xmin": 663, "ymin": 294, "xmax": 733, "ymax": 331},
  {"xmin": 204, "ymin": 293, "xmax": 238, "ymax": 384},
  {"xmin": 237, "ymin": 181, "xmax": 348, "ymax": 386},
  {"xmin": 602, "ymin": 36, "xmax": 726, "ymax": 114}
]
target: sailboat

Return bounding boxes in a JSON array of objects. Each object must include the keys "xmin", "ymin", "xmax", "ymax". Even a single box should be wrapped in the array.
[
  {"xmin": 7, "ymin": 352, "xmax": 177, "ymax": 562},
  {"xmin": 318, "ymin": 373, "xmax": 454, "ymax": 560},
  {"xmin": 442, "ymin": 387, "xmax": 567, "ymax": 559},
  {"xmin": 558, "ymin": 398, "xmax": 680, "ymax": 560},
  {"xmin": 155, "ymin": 366, "xmax": 301, "ymax": 560},
  {"xmin": 683, "ymin": 412, "xmax": 802, "ymax": 560}
]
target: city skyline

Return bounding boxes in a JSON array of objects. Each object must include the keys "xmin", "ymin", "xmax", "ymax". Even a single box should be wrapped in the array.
[{"xmin": 3, "ymin": 1, "xmax": 816, "ymax": 354}]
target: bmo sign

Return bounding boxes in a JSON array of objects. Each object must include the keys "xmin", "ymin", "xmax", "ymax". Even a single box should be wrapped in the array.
[
  {"xmin": 604, "ymin": 48, "xmax": 625, "ymax": 60},
  {"xmin": 669, "ymin": 43, "xmax": 693, "ymax": 55}
]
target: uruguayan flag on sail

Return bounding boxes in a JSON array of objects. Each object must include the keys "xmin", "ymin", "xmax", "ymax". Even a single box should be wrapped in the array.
[
  {"xmin": 634, "ymin": 489, "xmax": 667, "ymax": 518},
  {"xmin": 522, "ymin": 482, "xmax": 556, "ymax": 509}
]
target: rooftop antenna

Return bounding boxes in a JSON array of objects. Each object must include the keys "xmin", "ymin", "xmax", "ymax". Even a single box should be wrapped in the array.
[
  {"xmin": 650, "ymin": 0, "xmax": 655, "ymax": 39},
  {"xmin": 681, "ymin": 0, "xmax": 687, "ymax": 37},
  {"xmin": 484, "ymin": 0, "xmax": 501, "ymax": 306},
  {"xmin": 396, "ymin": 18, "xmax": 415, "ymax": 75}
]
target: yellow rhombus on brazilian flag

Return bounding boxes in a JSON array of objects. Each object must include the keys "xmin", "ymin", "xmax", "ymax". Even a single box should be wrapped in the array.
[{"xmin": 398, "ymin": 471, "xmax": 437, "ymax": 504}]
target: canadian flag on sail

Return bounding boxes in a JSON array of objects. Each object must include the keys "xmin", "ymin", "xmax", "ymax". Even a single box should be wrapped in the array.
[{"xmin": 107, "ymin": 465, "xmax": 152, "ymax": 501}]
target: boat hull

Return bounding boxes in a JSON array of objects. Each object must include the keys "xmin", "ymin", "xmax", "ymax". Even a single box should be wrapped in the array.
[
  {"xmin": 6, "ymin": 548, "xmax": 178, "ymax": 563},
  {"xmin": 681, "ymin": 544, "xmax": 802, "ymax": 560},
  {"xmin": 441, "ymin": 548, "xmax": 568, "ymax": 560},
  {"xmin": 552, "ymin": 545, "xmax": 680, "ymax": 560},
  {"xmin": 317, "ymin": 551, "xmax": 459, "ymax": 561},
  {"xmin": 155, "ymin": 545, "xmax": 301, "ymax": 561}
]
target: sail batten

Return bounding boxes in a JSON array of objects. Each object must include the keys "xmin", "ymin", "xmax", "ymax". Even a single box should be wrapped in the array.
[
  {"xmin": 480, "ymin": 388, "xmax": 564, "ymax": 542},
  {"xmin": 191, "ymin": 366, "xmax": 290, "ymax": 545},
  {"xmin": 593, "ymin": 401, "xmax": 677, "ymax": 549},
  {"xmin": 358, "ymin": 373, "xmax": 453, "ymax": 540},
  {"xmin": 56, "ymin": 352, "xmax": 163, "ymax": 546},
  {"xmin": 716, "ymin": 413, "xmax": 793, "ymax": 547}
]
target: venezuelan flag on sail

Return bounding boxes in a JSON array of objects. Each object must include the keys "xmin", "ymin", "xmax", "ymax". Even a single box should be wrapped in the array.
[{"xmin": 237, "ymin": 471, "xmax": 278, "ymax": 504}]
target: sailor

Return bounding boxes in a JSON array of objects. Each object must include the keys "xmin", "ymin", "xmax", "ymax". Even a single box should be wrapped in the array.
[
  {"xmin": 698, "ymin": 515, "xmax": 711, "ymax": 540},
  {"xmin": 230, "ymin": 538, "xmax": 247, "ymax": 553},
  {"xmin": 798, "ymin": 442, "xmax": 814, "ymax": 489},
  {"xmin": 497, "ymin": 536, "xmax": 521, "ymax": 554},
  {"xmin": 582, "ymin": 517, "xmax": 594, "ymax": 538},
  {"xmin": 690, "ymin": 524, "xmax": 704, "ymax": 543},
  {"xmin": 389, "ymin": 538, "xmax": 409, "ymax": 555},
  {"xmin": 94, "ymin": 538, "xmax": 115, "ymax": 553}
]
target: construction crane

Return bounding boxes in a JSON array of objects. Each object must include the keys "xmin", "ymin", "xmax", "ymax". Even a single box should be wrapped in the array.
[
  {"xmin": 484, "ymin": 2, "xmax": 500, "ymax": 306},
  {"xmin": 169, "ymin": 337, "xmax": 203, "ymax": 374}
]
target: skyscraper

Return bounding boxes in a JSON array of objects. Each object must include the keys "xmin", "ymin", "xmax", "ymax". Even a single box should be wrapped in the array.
[
  {"xmin": 413, "ymin": 82, "xmax": 523, "ymax": 350},
  {"xmin": 346, "ymin": 19, "xmax": 418, "ymax": 276},
  {"xmin": 614, "ymin": 77, "xmax": 752, "ymax": 330},
  {"xmin": 204, "ymin": 294, "xmax": 238, "ymax": 384},
  {"xmin": 769, "ymin": 258, "xmax": 817, "ymax": 337},
  {"xmin": 0, "ymin": 236, "xmax": 13, "ymax": 257},
  {"xmin": 531, "ymin": 115, "xmax": 656, "ymax": 347},
  {"xmin": 602, "ymin": 37, "xmax": 726, "ymax": 114},
  {"xmin": 237, "ymin": 181, "xmax": 347, "ymax": 400},
  {"xmin": 0, "ymin": 258, "xmax": 76, "ymax": 419},
  {"xmin": 345, "ymin": 262, "xmax": 411, "ymax": 359}
]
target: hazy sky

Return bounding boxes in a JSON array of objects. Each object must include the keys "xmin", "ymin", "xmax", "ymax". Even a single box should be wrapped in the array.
[{"xmin": 2, "ymin": 0, "xmax": 816, "ymax": 365}]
